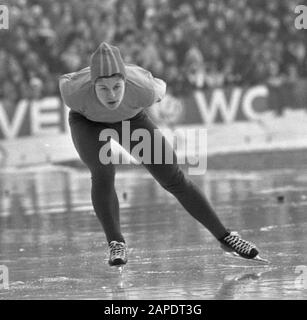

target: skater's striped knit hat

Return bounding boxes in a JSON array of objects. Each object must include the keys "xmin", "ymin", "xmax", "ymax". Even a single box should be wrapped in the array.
[{"xmin": 90, "ymin": 42, "xmax": 126, "ymax": 83}]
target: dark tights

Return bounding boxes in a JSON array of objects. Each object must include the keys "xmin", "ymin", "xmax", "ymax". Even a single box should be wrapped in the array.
[{"xmin": 69, "ymin": 110, "xmax": 228, "ymax": 243}]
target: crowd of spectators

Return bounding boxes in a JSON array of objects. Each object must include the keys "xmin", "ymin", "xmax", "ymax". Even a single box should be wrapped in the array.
[{"xmin": 0, "ymin": 0, "xmax": 306, "ymax": 104}]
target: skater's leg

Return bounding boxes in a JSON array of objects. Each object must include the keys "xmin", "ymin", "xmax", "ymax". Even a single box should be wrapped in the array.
[
  {"xmin": 120, "ymin": 111, "xmax": 228, "ymax": 240},
  {"xmin": 68, "ymin": 111, "xmax": 124, "ymax": 243},
  {"xmin": 90, "ymin": 165, "xmax": 123, "ymax": 243},
  {"xmin": 125, "ymin": 112, "xmax": 261, "ymax": 260},
  {"xmin": 156, "ymin": 167, "xmax": 228, "ymax": 240}
]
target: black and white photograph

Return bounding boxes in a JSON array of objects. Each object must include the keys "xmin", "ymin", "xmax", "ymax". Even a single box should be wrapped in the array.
[{"xmin": 0, "ymin": 0, "xmax": 307, "ymax": 303}]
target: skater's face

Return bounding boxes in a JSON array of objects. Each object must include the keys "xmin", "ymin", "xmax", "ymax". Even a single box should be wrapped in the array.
[{"xmin": 95, "ymin": 74, "xmax": 125, "ymax": 110}]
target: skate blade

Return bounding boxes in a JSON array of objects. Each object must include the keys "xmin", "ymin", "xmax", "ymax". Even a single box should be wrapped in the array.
[
  {"xmin": 225, "ymin": 252, "xmax": 270, "ymax": 264},
  {"xmin": 111, "ymin": 264, "xmax": 125, "ymax": 274}
]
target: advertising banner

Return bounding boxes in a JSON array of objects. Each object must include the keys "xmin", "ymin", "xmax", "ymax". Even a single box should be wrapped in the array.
[
  {"xmin": 149, "ymin": 86, "xmax": 269, "ymax": 125},
  {"xmin": 1, "ymin": 81, "xmax": 307, "ymax": 167}
]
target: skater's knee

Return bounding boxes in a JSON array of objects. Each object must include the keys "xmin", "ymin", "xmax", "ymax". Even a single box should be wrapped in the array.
[
  {"xmin": 160, "ymin": 168, "xmax": 187, "ymax": 193},
  {"xmin": 91, "ymin": 164, "xmax": 115, "ymax": 187}
]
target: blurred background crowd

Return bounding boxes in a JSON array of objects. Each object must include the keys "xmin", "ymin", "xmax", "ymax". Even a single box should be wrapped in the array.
[{"xmin": 0, "ymin": 0, "xmax": 306, "ymax": 104}]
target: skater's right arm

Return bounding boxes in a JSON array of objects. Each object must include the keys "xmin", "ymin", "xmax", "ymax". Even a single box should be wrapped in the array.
[{"xmin": 58, "ymin": 67, "xmax": 90, "ymax": 113}]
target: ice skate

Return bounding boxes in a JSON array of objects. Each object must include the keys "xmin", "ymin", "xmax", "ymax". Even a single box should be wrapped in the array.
[
  {"xmin": 219, "ymin": 232, "xmax": 269, "ymax": 264},
  {"xmin": 108, "ymin": 241, "xmax": 128, "ymax": 267}
]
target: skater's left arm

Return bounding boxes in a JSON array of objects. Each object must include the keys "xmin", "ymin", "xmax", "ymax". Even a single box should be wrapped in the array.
[
  {"xmin": 151, "ymin": 75, "xmax": 167, "ymax": 103},
  {"xmin": 125, "ymin": 64, "xmax": 166, "ymax": 108},
  {"xmin": 139, "ymin": 66, "xmax": 166, "ymax": 104}
]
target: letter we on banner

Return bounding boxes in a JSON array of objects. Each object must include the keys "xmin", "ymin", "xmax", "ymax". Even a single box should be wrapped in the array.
[
  {"xmin": 0, "ymin": 100, "xmax": 29, "ymax": 139},
  {"xmin": 0, "ymin": 97, "xmax": 68, "ymax": 140},
  {"xmin": 30, "ymin": 97, "xmax": 67, "ymax": 135}
]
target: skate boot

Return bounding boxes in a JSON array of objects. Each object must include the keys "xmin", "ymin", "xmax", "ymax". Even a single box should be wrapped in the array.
[
  {"xmin": 108, "ymin": 241, "xmax": 128, "ymax": 266},
  {"xmin": 219, "ymin": 231, "xmax": 259, "ymax": 259}
]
